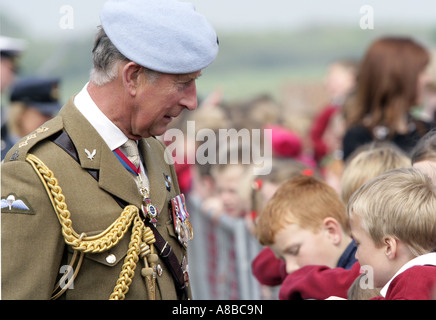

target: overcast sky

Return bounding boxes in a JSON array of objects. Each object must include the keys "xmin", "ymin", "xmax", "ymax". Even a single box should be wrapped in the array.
[{"xmin": 1, "ymin": 0, "xmax": 435, "ymax": 39}]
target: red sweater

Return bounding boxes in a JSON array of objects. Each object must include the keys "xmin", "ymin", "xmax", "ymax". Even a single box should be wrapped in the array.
[
  {"xmin": 371, "ymin": 265, "xmax": 436, "ymax": 300},
  {"xmin": 251, "ymin": 247, "xmax": 287, "ymax": 286},
  {"xmin": 279, "ymin": 262, "xmax": 361, "ymax": 300},
  {"xmin": 279, "ymin": 262, "xmax": 436, "ymax": 300}
]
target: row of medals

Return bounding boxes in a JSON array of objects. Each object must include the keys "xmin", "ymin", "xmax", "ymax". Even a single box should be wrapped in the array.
[
  {"xmin": 137, "ymin": 172, "xmax": 192, "ymax": 287},
  {"xmin": 137, "ymin": 174, "xmax": 192, "ymax": 248}
]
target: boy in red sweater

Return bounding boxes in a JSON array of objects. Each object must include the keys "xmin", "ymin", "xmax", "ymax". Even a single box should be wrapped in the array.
[
  {"xmin": 255, "ymin": 175, "xmax": 356, "ymax": 279},
  {"xmin": 348, "ymin": 167, "xmax": 436, "ymax": 300}
]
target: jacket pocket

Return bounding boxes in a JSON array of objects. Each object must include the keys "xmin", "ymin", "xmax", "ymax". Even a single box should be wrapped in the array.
[{"xmin": 66, "ymin": 229, "xmax": 130, "ymax": 267}]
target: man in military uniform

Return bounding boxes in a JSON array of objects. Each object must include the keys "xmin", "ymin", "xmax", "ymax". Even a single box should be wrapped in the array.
[{"xmin": 1, "ymin": 0, "xmax": 218, "ymax": 300}]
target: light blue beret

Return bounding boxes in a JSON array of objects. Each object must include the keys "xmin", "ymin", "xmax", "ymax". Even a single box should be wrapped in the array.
[{"xmin": 100, "ymin": 0, "xmax": 219, "ymax": 74}]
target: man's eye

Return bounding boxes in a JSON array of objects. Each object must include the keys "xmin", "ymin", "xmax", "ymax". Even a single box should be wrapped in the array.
[{"xmin": 176, "ymin": 79, "xmax": 193, "ymax": 89}]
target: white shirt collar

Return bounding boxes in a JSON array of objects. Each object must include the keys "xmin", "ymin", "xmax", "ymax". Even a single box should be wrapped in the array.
[
  {"xmin": 73, "ymin": 82, "xmax": 128, "ymax": 151},
  {"xmin": 380, "ymin": 252, "xmax": 436, "ymax": 297}
]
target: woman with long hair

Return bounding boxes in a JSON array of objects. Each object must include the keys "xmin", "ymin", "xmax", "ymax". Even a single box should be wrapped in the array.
[{"xmin": 342, "ymin": 37, "xmax": 434, "ymax": 160}]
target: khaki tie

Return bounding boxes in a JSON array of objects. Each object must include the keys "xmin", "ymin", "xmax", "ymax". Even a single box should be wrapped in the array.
[
  {"xmin": 122, "ymin": 139, "xmax": 141, "ymax": 170},
  {"xmin": 121, "ymin": 139, "xmax": 150, "ymax": 193}
]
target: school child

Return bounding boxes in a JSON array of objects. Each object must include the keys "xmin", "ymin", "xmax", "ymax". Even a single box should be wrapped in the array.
[
  {"xmin": 411, "ymin": 128, "xmax": 436, "ymax": 184},
  {"xmin": 251, "ymin": 158, "xmax": 315, "ymax": 295},
  {"xmin": 348, "ymin": 167, "xmax": 436, "ymax": 300},
  {"xmin": 255, "ymin": 175, "xmax": 356, "ymax": 276},
  {"xmin": 278, "ymin": 143, "xmax": 411, "ymax": 300},
  {"xmin": 341, "ymin": 142, "xmax": 410, "ymax": 203}
]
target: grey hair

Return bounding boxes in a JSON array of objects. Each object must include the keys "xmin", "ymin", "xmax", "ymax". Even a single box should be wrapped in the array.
[
  {"xmin": 90, "ymin": 26, "xmax": 129, "ymax": 86},
  {"xmin": 90, "ymin": 26, "xmax": 162, "ymax": 86}
]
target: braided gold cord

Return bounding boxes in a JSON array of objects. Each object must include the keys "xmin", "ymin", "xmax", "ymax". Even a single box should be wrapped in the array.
[
  {"xmin": 109, "ymin": 214, "xmax": 143, "ymax": 300},
  {"xmin": 26, "ymin": 153, "xmax": 156, "ymax": 300}
]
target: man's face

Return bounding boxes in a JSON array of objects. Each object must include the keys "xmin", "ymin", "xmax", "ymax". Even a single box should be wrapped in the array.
[{"xmin": 129, "ymin": 70, "xmax": 201, "ymax": 138}]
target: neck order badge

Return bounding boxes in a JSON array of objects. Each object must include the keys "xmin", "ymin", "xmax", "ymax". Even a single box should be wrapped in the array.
[{"xmin": 113, "ymin": 145, "xmax": 159, "ymax": 226}]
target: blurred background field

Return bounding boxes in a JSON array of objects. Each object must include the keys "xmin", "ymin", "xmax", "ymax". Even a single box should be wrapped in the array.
[{"xmin": 1, "ymin": 0, "xmax": 436, "ymax": 133}]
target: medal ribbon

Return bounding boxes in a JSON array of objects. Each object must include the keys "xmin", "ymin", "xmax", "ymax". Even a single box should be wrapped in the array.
[
  {"xmin": 174, "ymin": 194, "xmax": 189, "ymax": 221},
  {"xmin": 113, "ymin": 148, "xmax": 141, "ymax": 176}
]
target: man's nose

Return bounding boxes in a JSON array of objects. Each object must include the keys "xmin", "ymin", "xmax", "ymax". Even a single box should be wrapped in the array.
[{"xmin": 180, "ymin": 82, "xmax": 198, "ymax": 111}]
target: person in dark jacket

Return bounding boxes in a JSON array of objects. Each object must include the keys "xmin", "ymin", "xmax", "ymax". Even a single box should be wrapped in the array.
[{"xmin": 342, "ymin": 37, "xmax": 434, "ymax": 161}]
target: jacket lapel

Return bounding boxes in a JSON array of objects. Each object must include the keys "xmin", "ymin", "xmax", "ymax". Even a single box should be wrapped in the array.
[
  {"xmin": 59, "ymin": 100, "xmax": 141, "ymax": 208},
  {"xmin": 139, "ymin": 138, "xmax": 169, "ymax": 214}
]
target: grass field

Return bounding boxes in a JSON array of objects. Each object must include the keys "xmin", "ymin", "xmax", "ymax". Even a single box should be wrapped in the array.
[{"xmin": 3, "ymin": 19, "xmax": 435, "ymax": 111}]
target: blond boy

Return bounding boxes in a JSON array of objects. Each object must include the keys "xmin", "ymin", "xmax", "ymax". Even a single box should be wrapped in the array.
[
  {"xmin": 341, "ymin": 143, "xmax": 410, "ymax": 203},
  {"xmin": 348, "ymin": 167, "xmax": 436, "ymax": 300},
  {"xmin": 256, "ymin": 175, "xmax": 355, "ymax": 274}
]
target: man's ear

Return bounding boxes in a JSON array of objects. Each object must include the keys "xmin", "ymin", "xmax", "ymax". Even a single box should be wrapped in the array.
[
  {"xmin": 322, "ymin": 217, "xmax": 342, "ymax": 245},
  {"xmin": 121, "ymin": 62, "xmax": 143, "ymax": 96},
  {"xmin": 383, "ymin": 236, "xmax": 398, "ymax": 260}
]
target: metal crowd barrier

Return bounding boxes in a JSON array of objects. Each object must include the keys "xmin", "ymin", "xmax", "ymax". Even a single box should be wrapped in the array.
[{"xmin": 187, "ymin": 196, "xmax": 263, "ymax": 300}]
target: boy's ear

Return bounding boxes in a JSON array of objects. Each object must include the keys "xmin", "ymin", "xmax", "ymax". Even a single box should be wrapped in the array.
[
  {"xmin": 383, "ymin": 236, "xmax": 398, "ymax": 259},
  {"xmin": 322, "ymin": 217, "xmax": 342, "ymax": 245}
]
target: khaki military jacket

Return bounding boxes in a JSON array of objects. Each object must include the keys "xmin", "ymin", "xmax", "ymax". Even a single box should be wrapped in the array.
[{"xmin": 1, "ymin": 99, "xmax": 191, "ymax": 300}]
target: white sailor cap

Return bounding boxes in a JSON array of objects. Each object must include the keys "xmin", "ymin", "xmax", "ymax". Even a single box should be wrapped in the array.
[
  {"xmin": 0, "ymin": 36, "xmax": 26, "ymax": 57},
  {"xmin": 100, "ymin": 0, "xmax": 219, "ymax": 74}
]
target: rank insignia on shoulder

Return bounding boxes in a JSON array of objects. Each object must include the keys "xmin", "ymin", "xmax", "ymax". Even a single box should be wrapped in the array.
[
  {"xmin": 170, "ymin": 194, "xmax": 193, "ymax": 248},
  {"xmin": 1, "ymin": 194, "xmax": 34, "ymax": 215},
  {"xmin": 9, "ymin": 150, "xmax": 19, "ymax": 161},
  {"xmin": 18, "ymin": 126, "xmax": 49, "ymax": 148},
  {"xmin": 19, "ymin": 133, "xmax": 37, "ymax": 148},
  {"xmin": 35, "ymin": 126, "xmax": 49, "ymax": 134}
]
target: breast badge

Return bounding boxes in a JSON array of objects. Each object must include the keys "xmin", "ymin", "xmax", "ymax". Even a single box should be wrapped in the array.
[
  {"xmin": 142, "ymin": 197, "xmax": 159, "ymax": 226},
  {"xmin": 1, "ymin": 194, "xmax": 34, "ymax": 215}
]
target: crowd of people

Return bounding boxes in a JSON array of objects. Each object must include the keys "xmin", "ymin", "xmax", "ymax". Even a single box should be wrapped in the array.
[
  {"xmin": 165, "ymin": 36, "xmax": 436, "ymax": 300},
  {"xmin": 1, "ymin": 24, "xmax": 436, "ymax": 300}
]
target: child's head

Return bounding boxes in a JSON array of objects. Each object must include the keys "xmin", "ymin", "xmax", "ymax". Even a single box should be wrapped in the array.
[
  {"xmin": 411, "ymin": 129, "xmax": 436, "ymax": 163},
  {"xmin": 324, "ymin": 60, "xmax": 359, "ymax": 101},
  {"xmin": 341, "ymin": 143, "xmax": 411, "ymax": 203},
  {"xmin": 252, "ymin": 157, "xmax": 314, "ymax": 212},
  {"xmin": 213, "ymin": 163, "xmax": 253, "ymax": 218},
  {"xmin": 347, "ymin": 274, "xmax": 381, "ymax": 300},
  {"xmin": 411, "ymin": 129, "xmax": 436, "ymax": 184},
  {"xmin": 256, "ymin": 175, "xmax": 350, "ymax": 273},
  {"xmin": 348, "ymin": 167, "xmax": 436, "ymax": 287}
]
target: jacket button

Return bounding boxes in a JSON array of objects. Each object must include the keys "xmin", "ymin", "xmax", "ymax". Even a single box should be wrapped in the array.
[{"xmin": 106, "ymin": 253, "xmax": 116, "ymax": 264}]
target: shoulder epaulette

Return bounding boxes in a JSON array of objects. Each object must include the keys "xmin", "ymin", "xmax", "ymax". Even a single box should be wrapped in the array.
[{"xmin": 3, "ymin": 116, "xmax": 64, "ymax": 163}]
